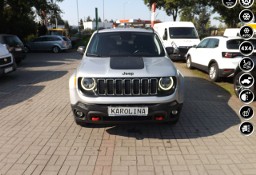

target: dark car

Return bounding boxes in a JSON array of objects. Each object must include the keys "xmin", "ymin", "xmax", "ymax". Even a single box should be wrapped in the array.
[
  {"xmin": 234, "ymin": 58, "xmax": 256, "ymax": 98},
  {"xmin": 0, "ymin": 34, "xmax": 26, "ymax": 64}
]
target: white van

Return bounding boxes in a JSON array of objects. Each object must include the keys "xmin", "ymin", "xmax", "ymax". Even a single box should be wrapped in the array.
[{"xmin": 154, "ymin": 22, "xmax": 200, "ymax": 61}]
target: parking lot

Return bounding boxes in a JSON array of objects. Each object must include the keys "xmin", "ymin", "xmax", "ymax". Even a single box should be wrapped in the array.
[{"xmin": 0, "ymin": 51, "xmax": 256, "ymax": 175}]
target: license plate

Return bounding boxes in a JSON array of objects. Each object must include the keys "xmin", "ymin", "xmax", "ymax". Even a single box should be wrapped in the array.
[
  {"xmin": 4, "ymin": 67, "xmax": 13, "ymax": 73},
  {"xmin": 108, "ymin": 107, "xmax": 148, "ymax": 116},
  {"xmin": 15, "ymin": 48, "xmax": 22, "ymax": 51}
]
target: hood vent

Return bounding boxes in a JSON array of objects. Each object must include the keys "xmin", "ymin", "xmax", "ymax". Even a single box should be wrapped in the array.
[{"xmin": 110, "ymin": 57, "xmax": 144, "ymax": 69}]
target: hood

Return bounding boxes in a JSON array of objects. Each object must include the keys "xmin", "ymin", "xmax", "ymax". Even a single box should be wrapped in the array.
[
  {"xmin": 76, "ymin": 56, "xmax": 178, "ymax": 78},
  {"xmin": 0, "ymin": 44, "xmax": 10, "ymax": 56},
  {"xmin": 172, "ymin": 38, "xmax": 200, "ymax": 47}
]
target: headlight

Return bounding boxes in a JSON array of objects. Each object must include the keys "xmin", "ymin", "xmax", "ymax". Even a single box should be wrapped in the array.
[
  {"xmin": 81, "ymin": 78, "xmax": 96, "ymax": 91},
  {"xmin": 159, "ymin": 77, "xmax": 174, "ymax": 91}
]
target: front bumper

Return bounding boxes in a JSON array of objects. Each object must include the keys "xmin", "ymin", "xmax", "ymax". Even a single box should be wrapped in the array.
[
  {"xmin": 71, "ymin": 101, "xmax": 183, "ymax": 124},
  {"xmin": 12, "ymin": 51, "xmax": 26, "ymax": 62},
  {"xmin": 0, "ymin": 63, "xmax": 16, "ymax": 76},
  {"xmin": 170, "ymin": 47, "xmax": 190, "ymax": 61}
]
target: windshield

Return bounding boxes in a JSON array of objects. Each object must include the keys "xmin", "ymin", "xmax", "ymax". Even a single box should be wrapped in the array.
[
  {"xmin": 169, "ymin": 27, "xmax": 199, "ymax": 39},
  {"xmin": 86, "ymin": 32, "xmax": 165, "ymax": 57},
  {"xmin": 4, "ymin": 36, "xmax": 23, "ymax": 46}
]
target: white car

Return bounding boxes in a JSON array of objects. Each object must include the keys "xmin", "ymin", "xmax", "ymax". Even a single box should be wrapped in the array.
[
  {"xmin": 0, "ymin": 43, "xmax": 16, "ymax": 76},
  {"xmin": 69, "ymin": 28, "xmax": 184, "ymax": 125},
  {"xmin": 186, "ymin": 36, "xmax": 256, "ymax": 81}
]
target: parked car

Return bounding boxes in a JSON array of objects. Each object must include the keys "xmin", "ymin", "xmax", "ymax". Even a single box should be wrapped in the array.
[
  {"xmin": 154, "ymin": 22, "xmax": 200, "ymax": 61},
  {"xmin": 25, "ymin": 35, "xmax": 71, "ymax": 53},
  {"xmin": 0, "ymin": 34, "xmax": 26, "ymax": 64},
  {"xmin": 0, "ymin": 43, "xmax": 16, "ymax": 76},
  {"xmin": 69, "ymin": 28, "xmax": 184, "ymax": 125},
  {"xmin": 62, "ymin": 36, "xmax": 72, "ymax": 49},
  {"xmin": 234, "ymin": 58, "xmax": 256, "ymax": 97},
  {"xmin": 186, "ymin": 36, "xmax": 256, "ymax": 81}
]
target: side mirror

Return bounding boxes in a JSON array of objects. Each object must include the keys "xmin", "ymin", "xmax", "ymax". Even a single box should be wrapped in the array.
[
  {"xmin": 192, "ymin": 45, "xmax": 197, "ymax": 48},
  {"xmin": 163, "ymin": 34, "xmax": 167, "ymax": 40},
  {"xmin": 166, "ymin": 47, "xmax": 174, "ymax": 55},
  {"xmin": 77, "ymin": 46, "xmax": 85, "ymax": 55}
]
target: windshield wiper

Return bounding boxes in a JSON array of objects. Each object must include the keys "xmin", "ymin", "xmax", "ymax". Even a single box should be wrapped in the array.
[{"xmin": 86, "ymin": 53, "xmax": 101, "ymax": 57}]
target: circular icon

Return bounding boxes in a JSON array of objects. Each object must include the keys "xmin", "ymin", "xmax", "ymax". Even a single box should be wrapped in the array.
[
  {"xmin": 239, "ymin": 41, "xmax": 254, "ymax": 56},
  {"xmin": 239, "ymin": 73, "xmax": 254, "ymax": 88},
  {"xmin": 239, "ymin": 122, "xmax": 254, "ymax": 136},
  {"xmin": 239, "ymin": 9, "xmax": 254, "ymax": 23},
  {"xmin": 239, "ymin": 0, "xmax": 254, "ymax": 8},
  {"xmin": 223, "ymin": 0, "xmax": 238, "ymax": 8},
  {"xmin": 239, "ymin": 57, "xmax": 255, "ymax": 72},
  {"xmin": 240, "ymin": 105, "xmax": 254, "ymax": 119},
  {"xmin": 240, "ymin": 25, "xmax": 254, "ymax": 39},
  {"xmin": 239, "ymin": 89, "xmax": 254, "ymax": 104}
]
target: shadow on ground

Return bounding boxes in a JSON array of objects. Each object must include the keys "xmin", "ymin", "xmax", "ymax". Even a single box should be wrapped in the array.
[
  {"xmin": 20, "ymin": 51, "xmax": 82, "ymax": 68},
  {"xmin": 0, "ymin": 70, "xmax": 68, "ymax": 110},
  {"xmin": 99, "ymin": 77, "xmax": 241, "ymax": 139}
]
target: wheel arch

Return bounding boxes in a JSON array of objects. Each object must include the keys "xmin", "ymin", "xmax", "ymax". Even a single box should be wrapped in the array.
[{"xmin": 208, "ymin": 59, "xmax": 218, "ymax": 69}]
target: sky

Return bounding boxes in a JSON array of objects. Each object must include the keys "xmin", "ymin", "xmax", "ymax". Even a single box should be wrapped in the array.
[{"xmin": 58, "ymin": 0, "xmax": 220, "ymax": 26}]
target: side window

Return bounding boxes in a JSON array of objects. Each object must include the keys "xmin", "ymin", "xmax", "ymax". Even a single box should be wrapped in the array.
[
  {"xmin": 197, "ymin": 39, "xmax": 209, "ymax": 48},
  {"xmin": 33, "ymin": 37, "xmax": 44, "ymax": 42},
  {"xmin": 207, "ymin": 39, "xmax": 219, "ymax": 48},
  {"xmin": 53, "ymin": 37, "xmax": 61, "ymax": 41}
]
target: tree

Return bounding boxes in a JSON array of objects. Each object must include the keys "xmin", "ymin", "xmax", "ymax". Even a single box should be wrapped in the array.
[
  {"xmin": 79, "ymin": 19, "xmax": 83, "ymax": 31},
  {"xmin": 208, "ymin": 0, "xmax": 256, "ymax": 28},
  {"xmin": 0, "ymin": 0, "xmax": 65, "ymax": 39},
  {"xmin": 194, "ymin": 7, "xmax": 211, "ymax": 38},
  {"xmin": 98, "ymin": 17, "xmax": 102, "ymax": 22},
  {"xmin": 143, "ymin": 0, "xmax": 188, "ymax": 21},
  {"xmin": 86, "ymin": 16, "xmax": 92, "ymax": 22}
]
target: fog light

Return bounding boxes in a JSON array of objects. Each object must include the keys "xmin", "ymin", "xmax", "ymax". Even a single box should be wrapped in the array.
[
  {"xmin": 75, "ymin": 110, "xmax": 84, "ymax": 118},
  {"xmin": 172, "ymin": 110, "xmax": 178, "ymax": 115},
  {"xmin": 91, "ymin": 116, "xmax": 100, "ymax": 121},
  {"xmin": 155, "ymin": 116, "xmax": 164, "ymax": 121}
]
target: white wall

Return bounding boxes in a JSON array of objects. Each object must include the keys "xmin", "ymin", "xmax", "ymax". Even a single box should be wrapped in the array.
[{"xmin": 83, "ymin": 21, "xmax": 113, "ymax": 30}]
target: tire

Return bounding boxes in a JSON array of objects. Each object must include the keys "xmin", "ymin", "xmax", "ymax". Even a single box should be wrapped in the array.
[
  {"xmin": 234, "ymin": 71, "xmax": 255, "ymax": 97},
  {"xmin": 186, "ymin": 56, "xmax": 193, "ymax": 69},
  {"xmin": 209, "ymin": 63, "xmax": 219, "ymax": 82},
  {"xmin": 52, "ymin": 46, "xmax": 60, "ymax": 53}
]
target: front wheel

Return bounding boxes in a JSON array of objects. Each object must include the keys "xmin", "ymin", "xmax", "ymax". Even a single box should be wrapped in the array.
[
  {"xmin": 209, "ymin": 63, "xmax": 219, "ymax": 82},
  {"xmin": 52, "ymin": 46, "xmax": 60, "ymax": 53}
]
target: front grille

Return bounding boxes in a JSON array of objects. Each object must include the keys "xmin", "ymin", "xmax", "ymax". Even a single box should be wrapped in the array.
[
  {"xmin": 0, "ymin": 56, "xmax": 12, "ymax": 66},
  {"xmin": 178, "ymin": 47, "xmax": 190, "ymax": 54},
  {"xmin": 97, "ymin": 78, "xmax": 158, "ymax": 96}
]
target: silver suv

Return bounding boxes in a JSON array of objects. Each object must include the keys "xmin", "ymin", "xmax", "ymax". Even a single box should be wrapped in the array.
[
  {"xmin": 26, "ymin": 35, "xmax": 71, "ymax": 53},
  {"xmin": 69, "ymin": 28, "xmax": 184, "ymax": 125}
]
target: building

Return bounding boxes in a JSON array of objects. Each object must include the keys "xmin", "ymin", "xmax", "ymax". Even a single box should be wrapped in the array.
[{"xmin": 83, "ymin": 21, "xmax": 113, "ymax": 30}]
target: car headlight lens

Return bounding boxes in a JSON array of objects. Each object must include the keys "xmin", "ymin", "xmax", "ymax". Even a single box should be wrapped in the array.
[
  {"xmin": 81, "ymin": 78, "xmax": 96, "ymax": 91},
  {"xmin": 159, "ymin": 77, "xmax": 174, "ymax": 91}
]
